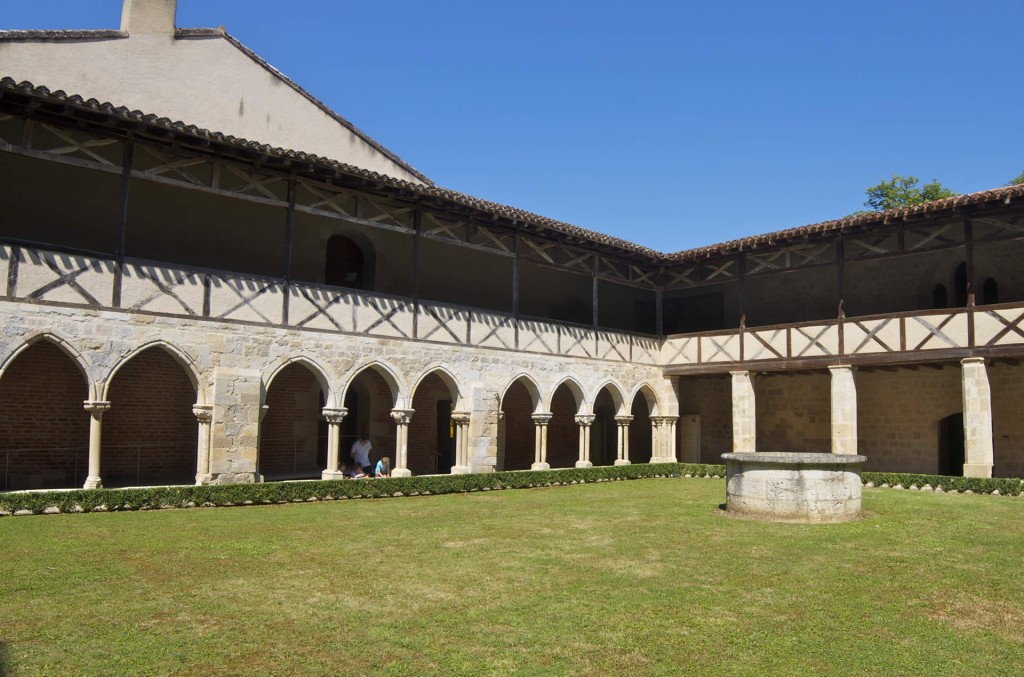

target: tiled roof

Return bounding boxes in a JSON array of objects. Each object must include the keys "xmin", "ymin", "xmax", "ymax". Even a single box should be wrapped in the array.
[
  {"xmin": 0, "ymin": 27, "xmax": 432, "ymax": 186},
  {"xmin": 0, "ymin": 76, "xmax": 658, "ymax": 258},
  {"xmin": 0, "ymin": 76, "xmax": 1021, "ymax": 265},
  {"xmin": 669, "ymin": 184, "xmax": 1024, "ymax": 263}
]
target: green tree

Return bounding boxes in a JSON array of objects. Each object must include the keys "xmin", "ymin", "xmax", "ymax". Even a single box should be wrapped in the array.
[
  {"xmin": 863, "ymin": 174, "xmax": 957, "ymax": 211},
  {"xmin": 1009, "ymin": 171, "xmax": 1024, "ymax": 186}
]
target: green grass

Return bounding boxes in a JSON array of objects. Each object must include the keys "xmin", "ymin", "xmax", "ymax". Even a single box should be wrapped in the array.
[{"xmin": 2, "ymin": 480, "xmax": 1023, "ymax": 676}]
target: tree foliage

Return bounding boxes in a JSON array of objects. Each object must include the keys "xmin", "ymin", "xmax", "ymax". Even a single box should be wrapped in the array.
[
  {"xmin": 863, "ymin": 174, "xmax": 958, "ymax": 211},
  {"xmin": 1009, "ymin": 171, "xmax": 1024, "ymax": 186}
]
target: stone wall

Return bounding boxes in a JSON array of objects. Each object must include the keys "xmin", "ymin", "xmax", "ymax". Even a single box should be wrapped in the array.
[
  {"xmin": 676, "ymin": 375, "xmax": 732, "ymax": 464},
  {"xmin": 0, "ymin": 298, "xmax": 670, "ymax": 485},
  {"xmin": 988, "ymin": 361, "xmax": 1024, "ymax": 478},
  {"xmin": 0, "ymin": 341, "xmax": 90, "ymax": 490},
  {"xmin": 754, "ymin": 371, "xmax": 831, "ymax": 454},
  {"xmin": 260, "ymin": 363, "xmax": 323, "ymax": 479}
]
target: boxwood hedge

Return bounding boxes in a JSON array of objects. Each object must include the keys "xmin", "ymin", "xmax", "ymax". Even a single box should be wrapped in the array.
[{"xmin": 1, "ymin": 463, "xmax": 1020, "ymax": 516}]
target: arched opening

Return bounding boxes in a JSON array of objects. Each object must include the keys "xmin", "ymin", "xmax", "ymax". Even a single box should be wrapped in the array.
[
  {"xmin": 0, "ymin": 341, "xmax": 90, "ymax": 490},
  {"xmin": 938, "ymin": 413, "xmax": 965, "ymax": 477},
  {"xmin": 629, "ymin": 393, "xmax": 653, "ymax": 464},
  {"xmin": 104, "ymin": 347, "xmax": 198, "ymax": 487},
  {"xmin": 932, "ymin": 283, "xmax": 948, "ymax": 309},
  {"xmin": 982, "ymin": 277, "xmax": 999, "ymax": 305},
  {"xmin": 259, "ymin": 363, "xmax": 327, "ymax": 481},
  {"xmin": 547, "ymin": 383, "xmax": 580, "ymax": 469},
  {"xmin": 499, "ymin": 380, "xmax": 537, "ymax": 471},
  {"xmin": 342, "ymin": 367, "xmax": 398, "ymax": 474},
  {"xmin": 325, "ymin": 234, "xmax": 366, "ymax": 290},
  {"xmin": 409, "ymin": 373, "xmax": 457, "ymax": 475},
  {"xmin": 591, "ymin": 388, "xmax": 618, "ymax": 466}
]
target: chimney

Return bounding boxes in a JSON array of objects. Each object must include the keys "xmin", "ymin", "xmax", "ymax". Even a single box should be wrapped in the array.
[{"xmin": 120, "ymin": 0, "xmax": 177, "ymax": 35}]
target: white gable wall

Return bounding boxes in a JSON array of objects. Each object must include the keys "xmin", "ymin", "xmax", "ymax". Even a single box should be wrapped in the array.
[{"xmin": 0, "ymin": 33, "xmax": 426, "ymax": 184}]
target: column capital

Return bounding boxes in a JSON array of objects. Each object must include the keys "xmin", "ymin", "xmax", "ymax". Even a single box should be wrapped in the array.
[
  {"xmin": 321, "ymin": 406, "xmax": 348, "ymax": 424},
  {"xmin": 729, "ymin": 370, "xmax": 752, "ymax": 377},
  {"xmin": 390, "ymin": 408, "xmax": 415, "ymax": 425},
  {"xmin": 828, "ymin": 364, "xmax": 855, "ymax": 372},
  {"xmin": 83, "ymin": 400, "xmax": 111, "ymax": 417},
  {"xmin": 614, "ymin": 415, "xmax": 634, "ymax": 424},
  {"xmin": 192, "ymin": 403, "xmax": 214, "ymax": 422},
  {"xmin": 574, "ymin": 414, "xmax": 596, "ymax": 427},
  {"xmin": 961, "ymin": 357, "xmax": 987, "ymax": 366},
  {"xmin": 650, "ymin": 415, "xmax": 679, "ymax": 423},
  {"xmin": 451, "ymin": 411, "xmax": 471, "ymax": 425},
  {"xmin": 531, "ymin": 412, "xmax": 553, "ymax": 425}
]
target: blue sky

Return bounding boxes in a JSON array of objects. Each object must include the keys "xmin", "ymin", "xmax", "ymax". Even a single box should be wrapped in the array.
[{"xmin": 4, "ymin": 1, "xmax": 1023, "ymax": 253}]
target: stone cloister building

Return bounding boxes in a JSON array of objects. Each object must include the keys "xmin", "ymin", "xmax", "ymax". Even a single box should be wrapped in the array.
[{"xmin": 1, "ymin": 0, "xmax": 1023, "ymax": 491}]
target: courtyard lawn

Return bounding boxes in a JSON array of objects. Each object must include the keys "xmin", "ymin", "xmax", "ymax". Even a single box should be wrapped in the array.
[{"xmin": 2, "ymin": 480, "xmax": 1024, "ymax": 676}]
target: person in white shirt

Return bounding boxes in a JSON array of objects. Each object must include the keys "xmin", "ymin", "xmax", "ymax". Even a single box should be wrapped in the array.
[{"xmin": 350, "ymin": 433, "xmax": 372, "ymax": 475}]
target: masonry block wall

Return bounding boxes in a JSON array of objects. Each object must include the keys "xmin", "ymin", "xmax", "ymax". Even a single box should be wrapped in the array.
[
  {"xmin": 0, "ymin": 341, "xmax": 90, "ymax": 490},
  {"xmin": 677, "ymin": 375, "xmax": 732, "ymax": 464},
  {"xmin": 988, "ymin": 361, "xmax": 1024, "ymax": 478},
  {"xmin": 102, "ymin": 347, "xmax": 197, "ymax": 487},
  {"xmin": 501, "ymin": 382, "xmax": 535, "ymax": 471},
  {"xmin": 408, "ymin": 373, "xmax": 453, "ymax": 475},
  {"xmin": 547, "ymin": 386, "xmax": 578, "ymax": 469},
  {"xmin": 260, "ymin": 363, "xmax": 323, "ymax": 479},
  {"xmin": 857, "ymin": 365, "xmax": 962, "ymax": 474},
  {"xmin": 754, "ymin": 371, "xmax": 830, "ymax": 454}
]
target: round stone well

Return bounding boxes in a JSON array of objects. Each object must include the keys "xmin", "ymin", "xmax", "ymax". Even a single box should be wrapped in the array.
[{"xmin": 721, "ymin": 452, "xmax": 866, "ymax": 523}]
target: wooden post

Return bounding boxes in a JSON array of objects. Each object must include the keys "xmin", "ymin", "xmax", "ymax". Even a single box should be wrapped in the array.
[
  {"xmin": 281, "ymin": 177, "xmax": 296, "ymax": 324},
  {"xmin": 738, "ymin": 252, "xmax": 746, "ymax": 360},
  {"xmin": 592, "ymin": 268, "xmax": 599, "ymax": 330},
  {"xmin": 965, "ymin": 218, "xmax": 975, "ymax": 348},
  {"xmin": 512, "ymin": 234, "xmax": 520, "ymax": 349},
  {"xmin": 836, "ymin": 236, "xmax": 846, "ymax": 355},
  {"xmin": 655, "ymin": 287, "xmax": 664, "ymax": 336},
  {"xmin": 412, "ymin": 208, "xmax": 421, "ymax": 339},
  {"xmin": 111, "ymin": 138, "xmax": 134, "ymax": 308}
]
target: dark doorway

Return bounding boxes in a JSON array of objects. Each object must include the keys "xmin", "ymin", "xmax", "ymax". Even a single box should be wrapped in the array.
[
  {"xmin": 932, "ymin": 284, "xmax": 948, "ymax": 309},
  {"xmin": 982, "ymin": 277, "xmax": 999, "ymax": 305},
  {"xmin": 938, "ymin": 413, "xmax": 964, "ymax": 476},
  {"xmin": 954, "ymin": 262, "xmax": 967, "ymax": 307},
  {"xmin": 325, "ymin": 234, "xmax": 365, "ymax": 289},
  {"xmin": 436, "ymin": 400, "xmax": 455, "ymax": 472}
]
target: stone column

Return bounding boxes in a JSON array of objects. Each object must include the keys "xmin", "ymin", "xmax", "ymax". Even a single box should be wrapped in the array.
[
  {"xmin": 961, "ymin": 357, "xmax": 994, "ymax": 478},
  {"xmin": 82, "ymin": 400, "xmax": 111, "ymax": 489},
  {"xmin": 574, "ymin": 414, "xmax": 595, "ymax": 468},
  {"xmin": 649, "ymin": 415, "xmax": 679, "ymax": 463},
  {"xmin": 664, "ymin": 416, "xmax": 678, "ymax": 462},
  {"xmin": 829, "ymin": 365, "xmax": 857, "ymax": 455},
  {"xmin": 320, "ymin": 407, "xmax": 348, "ymax": 480},
  {"xmin": 390, "ymin": 409, "xmax": 414, "ymax": 477},
  {"xmin": 730, "ymin": 370, "xmax": 756, "ymax": 453},
  {"xmin": 193, "ymin": 403, "xmax": 214, "ymax": 485},
  {"xmin": 614, "ymin": 415, "xmax": 633, "ymax": 465},
  {"xmin": 531, "ymin": 412, "xmax": 552, "ymax": 470},
  {"xmin": 451, "ymin": 411, "xmax": 471, "ymax": 474}
]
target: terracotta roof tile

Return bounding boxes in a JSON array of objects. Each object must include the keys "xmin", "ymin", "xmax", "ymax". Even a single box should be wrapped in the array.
[{"xmin": 1, "ymin": 76, "xmax": 1021, "ymax": 266}]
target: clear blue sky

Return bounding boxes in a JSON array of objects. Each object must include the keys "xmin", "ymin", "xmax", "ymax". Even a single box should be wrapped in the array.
[{"xmin": 4, "ymin": 1, "xmax": 1023, "ymax": 253}]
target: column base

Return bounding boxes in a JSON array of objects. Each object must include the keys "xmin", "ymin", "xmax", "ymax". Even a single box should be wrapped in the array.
[
  {"xmin": 321, "ymin": 470, "xmax": 346, "ymax": 481},
  {"xmin": 530, "ymin": 462, "xmax": 551, "ymax": 471},
  {"xmin": 195, "ymin": 473, "xmax": 214, "ymax": 486},
  {"xmin": 575, "ymin": 460, "xmax": 593, "ymax": 469},
  {"xmin": 450, "ymin": 465, "xmax": 471, "ymax": 475},
  {"xmin": 613, "ymin": 459, "xmax": 632, "ymax": 466},
  {"xmin": 391, "ymin": 468, "xmax": 412, "ymax": 478},
  {"xmin": 83, "ymin": 476, "xmax": 102, "ymax": 490},
  {"xmin": 962, "ymin": 463, "xmax": 993, "ymax": 478},
  {"xmin": 648, "ymin": 457, "xmax": 675, "ymax": 464}
]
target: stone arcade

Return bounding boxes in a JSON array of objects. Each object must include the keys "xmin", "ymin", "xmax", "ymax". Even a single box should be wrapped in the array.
[{"xmin": 1, "ymin": 0, "xmax": 1023, "ymax": 491}]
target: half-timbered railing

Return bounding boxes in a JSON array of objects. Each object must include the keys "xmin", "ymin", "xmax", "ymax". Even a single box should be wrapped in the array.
[
  {"xmin": 0, "ymin": 242, "xmax": 660, "ymax": 365},
  {"xmin": 663, "ymin": 303, "xmax": 1024, "ymax": 374}
]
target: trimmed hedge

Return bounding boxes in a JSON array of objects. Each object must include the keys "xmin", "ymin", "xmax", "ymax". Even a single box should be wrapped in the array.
[
  {"xmin": 2, "ymin": 464, "xmax": 1021, "ymax": 516},
  {"xmin": 861, "ymin": 471, "xmax": 1023, "ymax": 496},
  {"xmin": 0, "ymin": 462, "xmax": 725, "ymax": 516}
]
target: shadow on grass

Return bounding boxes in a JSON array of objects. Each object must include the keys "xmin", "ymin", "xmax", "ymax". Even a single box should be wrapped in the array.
[{"xmin": 0, "ymin": 641, "xmax": 10, "ymax": 677}]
